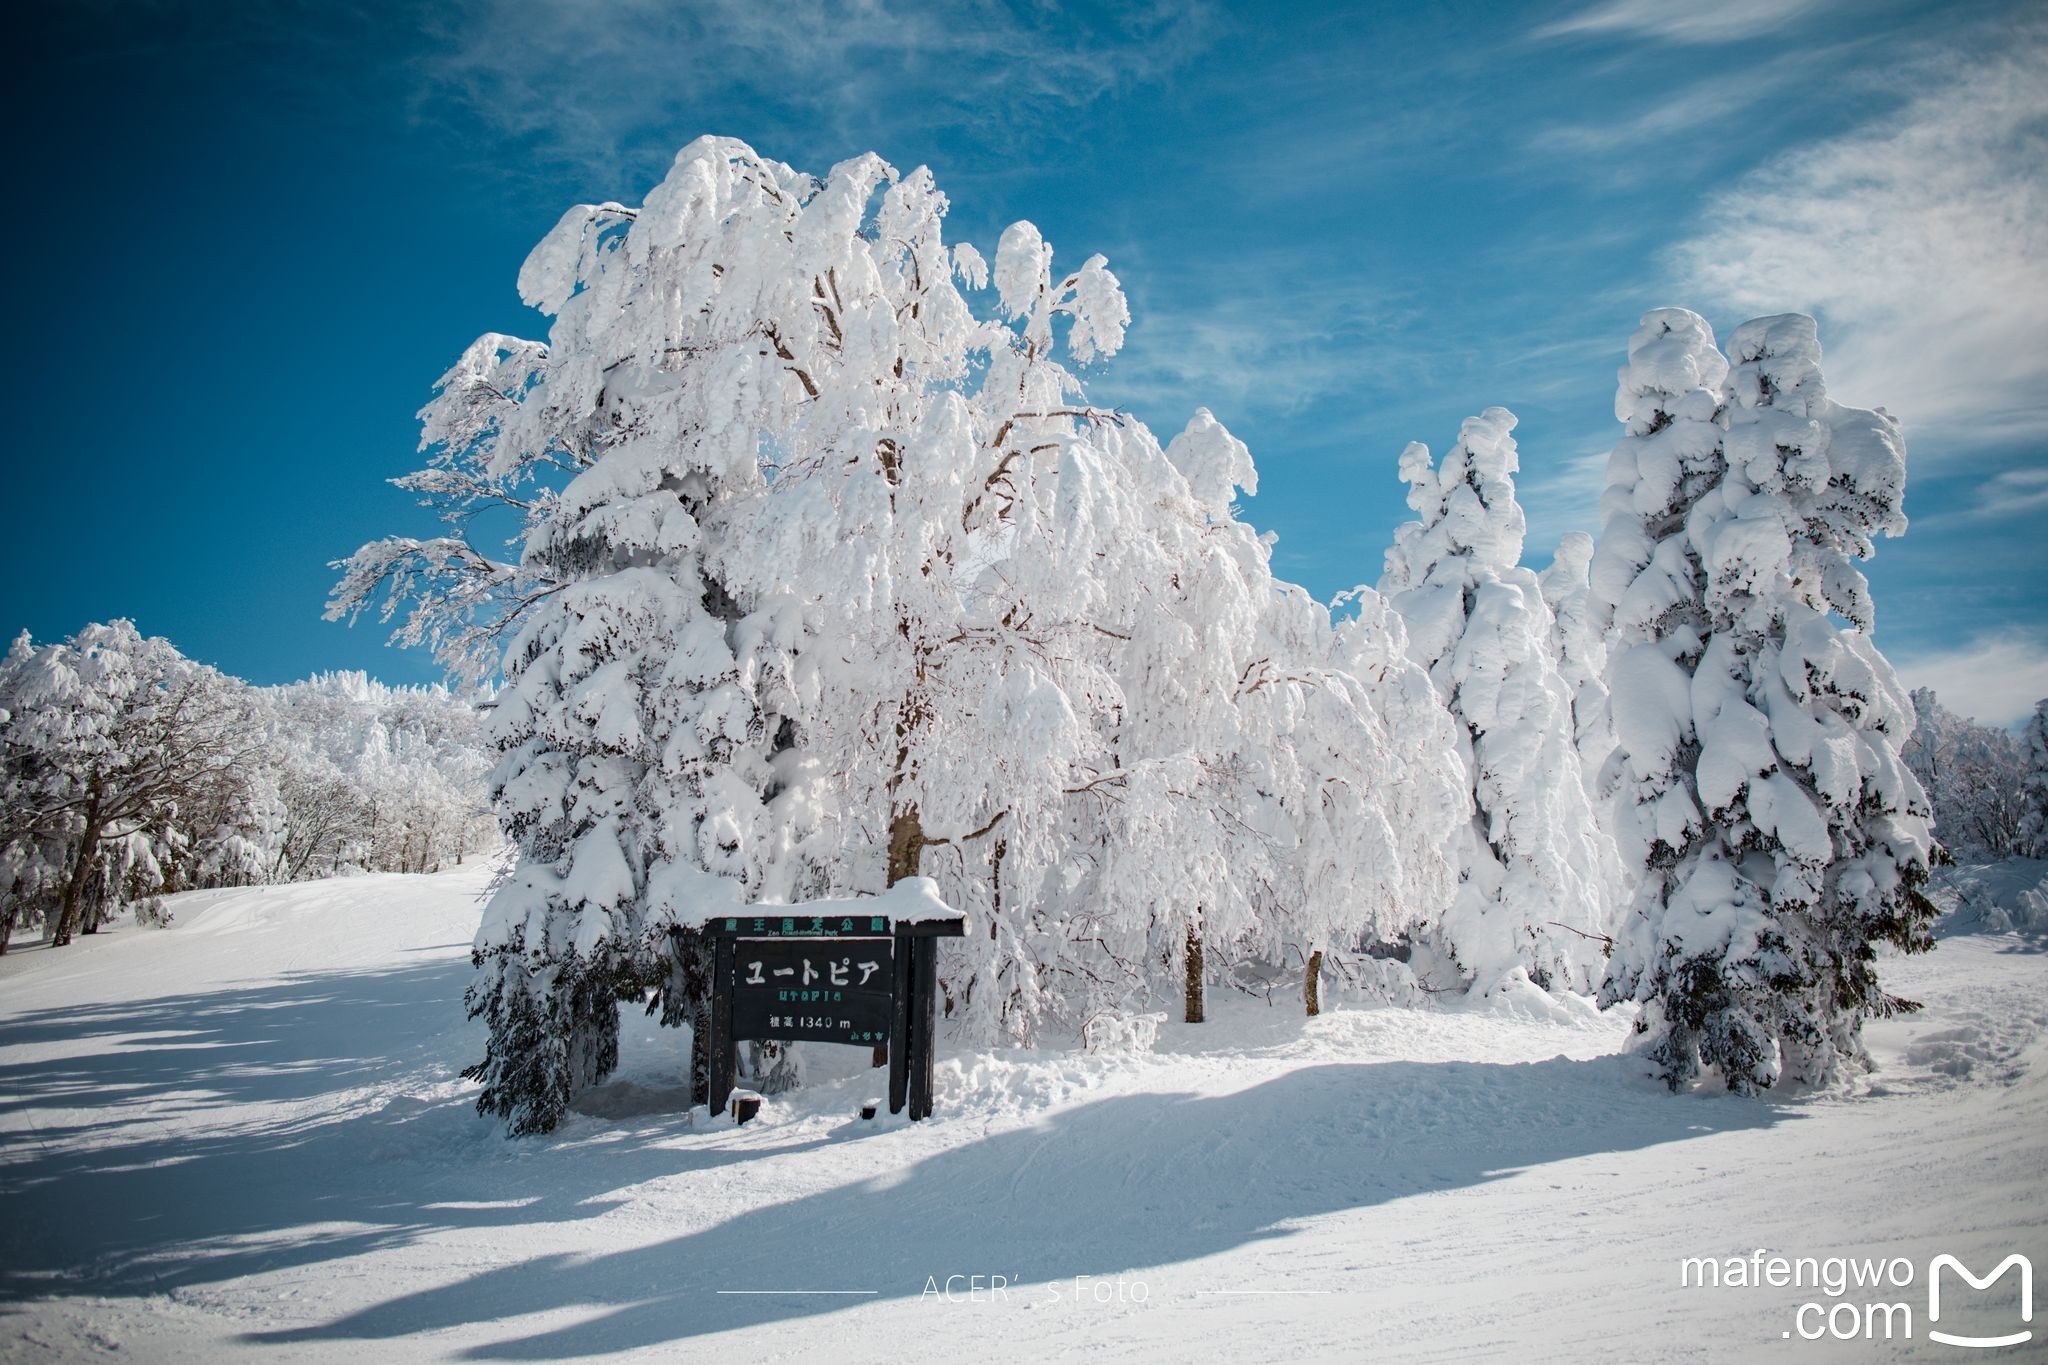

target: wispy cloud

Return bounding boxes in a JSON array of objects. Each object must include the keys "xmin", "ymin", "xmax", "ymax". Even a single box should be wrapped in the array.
[
  {"xmin": 1913, "ymin": 463, "xmax": 2048, "ymax": 530},
  {"xmin": 1518, "ymin": 432, "xmax": 1615, "ymax": 558},
  {"xmin": 1099, "ymin": 271, "xmax": 1420, "ymax": 425},
  {"xmin": 1524, "ymin": 46, "xmax": 1841, "ymax": 160},
  {"xmin": 1893, "ymin": 633, "xmax": 2048, "ymax": 729},
  {"xmin": 1671, "ymin": 29, "xmax": 2048, "ymax": 446},
  {"xmin": 413, "ymin": 0, "xmax": 1219, "ymax": 187},
  {"xmin": 1531, "ymin": 0, "xmax": 1835, "ymax": 45}
]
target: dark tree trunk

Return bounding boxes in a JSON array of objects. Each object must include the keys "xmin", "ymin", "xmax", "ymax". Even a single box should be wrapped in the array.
[
  {"xmin": 1305, "ymin": 949, "xmax": 1323, "ymax": 1017},
  {"xmin": 1184, "ymin": 914, "xmax": 1205, "ymax": 1024},
  {"xmin": 50, "ymin": 807, "xmax": 103, "ymax": 948},
  {"xmin": 691, "ymin": 992, "xmax": 712, "ymax": 1107}
]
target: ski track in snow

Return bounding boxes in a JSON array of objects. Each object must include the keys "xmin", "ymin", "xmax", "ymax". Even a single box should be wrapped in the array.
[{"xmin": 2, "ymin": 865, "xmax": 2044, "ymax": 1362}]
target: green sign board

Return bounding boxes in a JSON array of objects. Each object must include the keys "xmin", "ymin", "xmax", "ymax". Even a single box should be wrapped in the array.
[{"xmin": 729, "ymin": 938, "xmax": 895, "ymax": 1045}]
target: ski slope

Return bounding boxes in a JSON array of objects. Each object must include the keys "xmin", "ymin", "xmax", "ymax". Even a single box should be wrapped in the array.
[{"xmin": 3, "ymin": 863, "xmax": 2044, "ymax": 1361}]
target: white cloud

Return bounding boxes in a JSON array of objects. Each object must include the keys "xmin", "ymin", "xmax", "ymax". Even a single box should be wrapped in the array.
[
  {"xmin": 1531, "ymin": 0, "xmax": 1833, "ymax": 45},
  {"xmin": 414, "ymin": 0, "xmax": 1217, "ymax": 184},
  {"xmin": 1518, "ymin": 435, "xmax": 1613, "ymax": 560},
  {"xmin": 1526, "ymin": 47, "xmax": 1839, "ymax": 160},
  {"xmin": 1672, "ymin": 32, "xmax": 2048, "ymax": 447},
  {"xmin": 1974, "ymin": 466, "xmax": 2048, "ymax": 519},
  {"xmin": 1914, "ymin": 462, "xmax": 2048, "ymax": 529},
  {"xmin": 1098, "ymin": 273, "xmax": 1417, "ymax": 422},
  {"xmin": 1893, "ymin": 635, "xmax": 2048, "ymax": 729}
]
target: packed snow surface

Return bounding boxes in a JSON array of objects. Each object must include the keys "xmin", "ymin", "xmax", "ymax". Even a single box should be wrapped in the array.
[{"xmin": 3, "ymin": 863, "xmax": 2043, "ymax": 1361}]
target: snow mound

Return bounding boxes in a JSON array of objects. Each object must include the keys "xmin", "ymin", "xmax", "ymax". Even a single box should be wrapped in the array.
[
  {"xmin": 1936, "ymin": 858, "xmax": 2048, "ymax": 938},
  {"xmin": 1461, "ymin": 968, "xmax": 1613, "ymax": 1028}
]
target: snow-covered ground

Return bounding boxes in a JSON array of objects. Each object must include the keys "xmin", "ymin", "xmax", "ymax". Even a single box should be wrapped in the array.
[{"xmin": 3, "ymin": 864, "xmax": 2043, "ymax": 1362}]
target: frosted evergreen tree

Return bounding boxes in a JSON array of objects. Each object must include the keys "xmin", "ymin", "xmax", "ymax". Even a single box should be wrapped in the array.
[
  {"xmin": 1587, "ymin": 308, "xmax": 1730, "ymax": 958},
  {"xmin": 1541, "ymin": 531, "xmax": 1618, "ymax": 802},
  {"xmin": 2021, "ymin": 700, "xmax": 2048, "ymax": 858},
  {"xmin": 1597, "ymin": 311, "xmax": 1937, "ymax": 1092},
  {"xmin": 342, "ymin": 139, "xmax": 901, "ymax": 1132},
  {"xmin": 1380, "ymin": 408, "xmax": 1614, "ymax": 992}
]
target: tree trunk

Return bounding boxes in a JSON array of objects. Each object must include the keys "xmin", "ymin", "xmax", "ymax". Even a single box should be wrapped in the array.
[
  {"xmin": 0, "ymin": 900, "xmax": 18, "ymax": 955},
  {"xmin": 886, "ymin": 805, "xmax": 926, "ymax": 886},
  {"xmin": 1184, "ymin": 914, "xmax": 1205, "ymax": 1024},
  {"xmin": 876, "ymin": 803, "xmax": 927, "ymax": 1067},
  {"xmin": 50, "ymin": 809, "xmax": 103, "ymax": 948},
  {"xmin": 691, "ymin": 992, "xmax": 712, "ymax": 1108},
  {"xmin": 1305, "ymin": 949, "xmax": 1323, "ymax": 1017}
]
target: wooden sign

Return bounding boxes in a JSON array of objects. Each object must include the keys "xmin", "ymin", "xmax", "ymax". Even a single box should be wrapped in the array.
[{"xmin": 702, "ymin": 904, "xmax": 964, "ymax": 1122}]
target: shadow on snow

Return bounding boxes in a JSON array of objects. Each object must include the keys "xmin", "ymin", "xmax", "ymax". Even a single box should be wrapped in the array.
[{"xmin": 0, "ymin": 956, "xmax": 1791, "ymax": 1357}]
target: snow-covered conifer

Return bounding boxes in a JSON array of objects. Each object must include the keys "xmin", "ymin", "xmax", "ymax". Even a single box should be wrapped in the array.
[
  {"xmin": 1380, "ymin": 408, "xmax": 1614, "ymax": 992},
  {"xmin": 1598, "ymin": 311, "xmax": 1937, "ymax": 1092},
  {"xmin": 1541, "ymin": 531, "xmax": 1617, "ymax": 801},
  {"xmin": 2020, "ymin": 700, "xmax": 2048, "ymax": 857},
  {"xmin": 381, "ymin": 139, "xmax": 878, "ymax": 1131}
]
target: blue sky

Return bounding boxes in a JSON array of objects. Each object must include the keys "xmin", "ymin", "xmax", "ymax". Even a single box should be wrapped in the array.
[{"xmin": 7, "ymin": 0, "xmax": 2044, "ymax": 722}]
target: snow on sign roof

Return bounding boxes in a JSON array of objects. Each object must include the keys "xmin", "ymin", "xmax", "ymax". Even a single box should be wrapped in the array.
[{"xmin": 691, "ymin": 876, "xmax": 966, "ymax": 932}]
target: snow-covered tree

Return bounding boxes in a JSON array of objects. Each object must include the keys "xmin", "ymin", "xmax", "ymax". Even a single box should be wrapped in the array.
[
  {"xmin": 1033, "ymin": 408, "xmax": 1272, "ymax": 1023},
  {"xmin": 251, "ymin": 673, "xmax": 495, "ymax": 881},
  {"xmin": 1541, "ymin": 530, "xmax": 1617, "ymax": 801},
  {"xmin": 1379, "ymin": 408, "xmax": 1615, "ymax": 993},
  {"xmin": 2020, "ymin": 700, "xmax": 2048, "ymax": 858},
  {"xmin": 1255, "ymin": 582, "xmax": 1462, "ymax": 1010},
  {"xmin": 0, "ymin": 624, "xmax": 497, "ymax": 956},
  {"xmin": 741, "ymin": 210, "xmax": 1136, "ymax": 1045},
  {"xmin": 408, "ymin": 139, "xmax": 899, "ymax": 1133},
  {"xmin": 1015, "ymin": 402, "xmax": 1467, "ymax": 1023},
  {"xmin": 1596, "ymin": 311, "xmax": 1937, "ymax": 1093},
  {"xmin": 339, "ymin": 135, "xmax": 1517, "ymax": 1128},
  {"xmin": 1330, "ymin": 585, "xmax": 1470, "ymax": 969},
  {"xmin": 0, "ymin": 622, "xmax": 257, "ymax": 951},
  {"xmin": 1902, "ymin": 688, "xmax": 2028, "ymax": 862}
]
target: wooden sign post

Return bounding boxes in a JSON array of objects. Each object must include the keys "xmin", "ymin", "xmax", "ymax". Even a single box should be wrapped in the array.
[{"xmin": 702, "ymin": 903, "xmax": 964, "ymax": 1122}]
